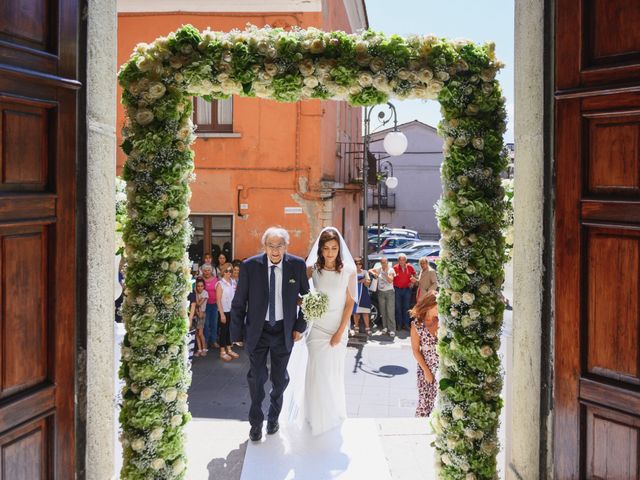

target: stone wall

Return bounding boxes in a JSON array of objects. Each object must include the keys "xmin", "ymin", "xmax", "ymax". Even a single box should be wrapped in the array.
[
  {"xmin": 508, "ymin": 0, "xmax": 548, "ymax": 478},
  {"xmin": 86, "ymin": 0, "xmax": 118, "ymax": 478}
]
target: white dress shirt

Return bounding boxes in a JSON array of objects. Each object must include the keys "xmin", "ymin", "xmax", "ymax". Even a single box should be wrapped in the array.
[{"xmin": 265, "ymin": 259, "xmax": 284, "ymax": 322}]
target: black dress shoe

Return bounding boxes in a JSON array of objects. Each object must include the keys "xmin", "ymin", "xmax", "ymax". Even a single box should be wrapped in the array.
[
  {"xmin": 266, "ymin": 420, "xmax": 279, "ymax": 435},
  {"xmin": 249, "ymin": 425, "xmax": 262, "ymax": 442}
]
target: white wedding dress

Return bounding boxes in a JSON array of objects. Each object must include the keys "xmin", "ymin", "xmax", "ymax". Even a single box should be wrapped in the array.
[{"xmin": 303, "ymin": 267, "xmax": 350, "ymax": 435}]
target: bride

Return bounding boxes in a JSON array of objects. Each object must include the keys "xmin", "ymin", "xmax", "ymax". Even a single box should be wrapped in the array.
[{"xmin": 284, "ymin": 227, "xmax": 357, "ymax": 436}]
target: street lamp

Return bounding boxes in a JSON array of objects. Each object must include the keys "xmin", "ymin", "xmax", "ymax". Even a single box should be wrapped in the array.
[
  {"xmin": 362, "ymin": 102, "xmax": 407, "ymax": 268},
  {"xmin": 376, "ymin": 159, "xmax": 398, "ymax": 252}
]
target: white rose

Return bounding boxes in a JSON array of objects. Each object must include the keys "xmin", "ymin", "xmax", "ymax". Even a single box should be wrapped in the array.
[
  {"xmin": 485, "ymin": 315, "xmax": 495, "ymax": 324},
  {"xmin": 298, "ymin": 59, "xmax": 315, "ymax": 76},
  {"xmin": 177, "ymin": 391, "xmax": 188, "ymax": 404},
  {"xmin": 462, "ymin": 292, "xmax": 475, "ymax": 305},
  {"xmin": 162, "ymin": 294, "xmax": 175, "ymax": 305},
  {"xmin": 169, "ymin": 345, "xmax": 179, "ymax": 356},
  {"xmin": 449, "ymin": 216, "xmax": 460, "ymax": 227},
  {"xmin": 480, "ymin": 345, "xmax": 494, "ymax": 358},
  {"xmin": 135, "ymin": 109, "xmax": 154, "ymax": 126},
  {"xmin": 148, "ymin": 82, "xmax": 167, "ymax": 100},
  {"xmin": 150, "ymin": 427, "xmax": 164, "ymax": 441},
  {"xmin": 357, "ymin": 72, "xmax": 373, "ymax": 87},
  {"xmin": 172, "ymin": 459, "xmax": 186, "ymax": 475},
  {"xmin": 435, "ymin": 70, "xmax": 450, "ymax": 81},
  {"xmin": 169, "ymin": 261, "xmax": 179, "ymax": 272},
  {"xmin": 131, "ymin": 438, "xmax": 145, "ymax": 452},
  {"xmin": 461, "ymin": 316, "xmax": 474, "ymax": 328},
  {"xmin": 450, "ymin": 292, "xmax": 462, "ymax": 304},
  {"xmin": 461, "ymin": 461, "xmax": 470, "ymax": 472},
  {"xmin": 466, "ymin": 474, "xmax": 477, "ymax": 480},
  {"xmin": 446, "ymin": 436, "xmax": 459, "ymax": 449},
  {"xmin": 452, "ymin": 405, "xmax": 464, "ymax": 420},
  {"xmin": 264, "ymin": 63, "xmax": 278, "ymax": 76},
  {"xmin": 151, "ymin": 458, "xmax": 166, "ymax": 471},
  {"xmin": 145, "ymin": 305, "xmax": 157, "ymax": 315},
  {"xmin": 417, "ymin": 68, "xmax": 433, "ymax": 82},
  {"xmin": 472, "ymin": 137, "xmax": 485, "ymax": 150},
  {"xmin": 479, "ymin": 284, "xmax": 490, "ymax": 294},
  {"xmin": 469, "ymin": 309, "xmax": 481, "ymax": 319},
  {"xmin": 178, "ymin": 402, "xmax": 189, "ymax": 413},
  {"xmin": 303, "ymin": 76, "xmax": 319, "ymax": 88},
  {"xmin": 370, "ymin": 58, "xmax": 385, "ymax": 73},
  {"xmin": 450, "ymin": 308, "xmax": 459, "ymax": 317},
  {"xmin": 170, "ymin": 415, "xmax": 183, "ymax": 427},
  {"xmin": 155, "ymin": 334, "xmax": 167, "ymax": 345},
  {"xmin": 162, "ymin": 388, "xmax": 178, "ymax": 403},
  {"xmin": 441, "ymin": 453, "xmax": 452, "ymax": 466},
  {"xmin": 166, "ymin": 208, "xmax": 179, "ymax": 219},
  {"xmin": 130, "ymin": 383, "xmax": 140, "ymax": 394},
  {"xmin": 140, "ymin": 387, "xmax": 155, "ymax": 400},
  {"xmin": 444, "ymin": 356, "xmax": 456, "ymax": 368},
  {"xmin": 177, "ymin": 126, "xmax": 191, "ymax": 141}
]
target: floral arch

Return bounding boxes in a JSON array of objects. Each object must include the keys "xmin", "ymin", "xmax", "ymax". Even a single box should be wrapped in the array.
[{"xmin": 118, "ymin": 24, "xmax": 507, "ymax": 480}]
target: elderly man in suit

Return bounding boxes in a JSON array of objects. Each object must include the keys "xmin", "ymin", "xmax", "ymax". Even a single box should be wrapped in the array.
[{"xmin": 231, "ymin": 227, "xmax": 310, "ymax": 442}]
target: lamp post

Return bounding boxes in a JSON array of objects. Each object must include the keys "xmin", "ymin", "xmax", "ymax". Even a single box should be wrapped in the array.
[
  {"xmin": 362, "ymin": 102, "xmax": 407, "ymax": 268},
  {"xmin": 376, "ymin": 159, "xmax": 398, "ymax": 252}
]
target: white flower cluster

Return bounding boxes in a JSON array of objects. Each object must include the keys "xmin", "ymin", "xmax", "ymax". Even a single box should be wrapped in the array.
[{"xmin": 301, "ymin": 290, "xmax": 329, "ymax": 322}]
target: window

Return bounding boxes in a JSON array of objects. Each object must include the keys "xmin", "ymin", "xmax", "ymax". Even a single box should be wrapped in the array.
[
  {"xmin": 192, "ymin": 96, "xmax": 233, "ymax": 133},
  {"xmin": 187, "ymin": 215, "xmax": 233, "ymax": 269}
]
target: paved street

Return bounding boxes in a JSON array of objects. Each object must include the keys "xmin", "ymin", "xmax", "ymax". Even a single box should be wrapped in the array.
[{"xmin": 188, "ymin": 329, "xmax": 421, "ymax": 422}]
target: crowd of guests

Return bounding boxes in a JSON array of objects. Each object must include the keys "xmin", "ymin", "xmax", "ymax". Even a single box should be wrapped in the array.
[
  {"xmin": 350, "ymin": 253, "xmax": 439, "ymax": 417},
  {"xmin": 177, "ymin": 248, "xmax": 439, "ymax": 417},
  {"xmin": 188, "ymin": 253, "xmax": 243, "ymax": 361}
]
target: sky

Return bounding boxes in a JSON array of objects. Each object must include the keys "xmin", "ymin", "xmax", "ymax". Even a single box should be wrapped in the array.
[{"xmin": 365, "ymin": 0, "xmax": 515, "ymax": 142}]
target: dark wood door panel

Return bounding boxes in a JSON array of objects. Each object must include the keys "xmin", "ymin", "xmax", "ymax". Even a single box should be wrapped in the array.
[
  {"xmin": 0, "ymin": 0, "xmax": 78, "ymax": 477},
  {"xmin": 0, "ymin": 224, "xmax": 49, "ymax": 399},
  {"xmin": 585, "ymin": 226, "xmax": 640, "ymax": 386},
  {"xmin": 0, "ymin": 415, "xmax": 50, "ymax": 480},
  {"xmin": 584, "ymin": 112, "xmax": 640, "ymax": 197},
  {"xmin": 557, "ymin": 0, "xmax": 640, "ymax": 90},
  {"xmin": 584, "ymin": 402, "xmax": 640, "ymax": 480}
]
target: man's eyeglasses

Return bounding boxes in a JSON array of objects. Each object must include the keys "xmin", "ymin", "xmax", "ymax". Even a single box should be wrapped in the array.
[{"xmin": 266, "ymin": 243, "xmax": 286, "ymax": 251}]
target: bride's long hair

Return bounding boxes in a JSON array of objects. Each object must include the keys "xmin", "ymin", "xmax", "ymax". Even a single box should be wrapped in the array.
[{"xmin": 314, "ymin": 229, "xmax": 344, "ymax": 273}]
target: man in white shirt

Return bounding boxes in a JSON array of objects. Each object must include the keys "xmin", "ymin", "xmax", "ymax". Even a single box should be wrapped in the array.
[{"xmin": 231, "ymin": 227, "xmax": 310, "ymax": 442}]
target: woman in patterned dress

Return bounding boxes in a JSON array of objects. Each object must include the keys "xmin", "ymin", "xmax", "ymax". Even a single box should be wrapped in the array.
[{"xmin": 409, "ymin": 291, "xmax": 439, "ymax": 417}]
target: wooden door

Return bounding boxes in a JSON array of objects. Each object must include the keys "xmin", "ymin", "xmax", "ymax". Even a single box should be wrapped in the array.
[
  {"xmin": 555, "ymin": 1, "xmax": 640, "ymax": 478},
  {"xmin": 0, "ymin": 0, "xmax": 78, "ymax": 478}
]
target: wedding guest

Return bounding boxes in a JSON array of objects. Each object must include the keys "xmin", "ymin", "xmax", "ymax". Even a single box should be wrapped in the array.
[
  {"xmin": 216, "ymin": 263, "xmax": 239, "ymax": 361},
  {"xmin": 201, "ymin": 264, "xmax": 219, "ymax": 349},
  {"xmin": 214, "ymin": 253, "xmax": 228, "ymax": 278},
  {"xmin": 198, "ymin": 252, "xmax": 213, "ymax": 276},
  {"xmin": 416, "ymin": 256, "xmax": 438, "ymax": 301},
  {"xmin": 393, "ymin": 253, "xmax": 416, "ymax": 330},
  {"xmin": 232, "ymin": 263, "xmax": 241, "ymax": 282},
  {"xmin": 409, "ymin": 291, "xmax": 439, "ymax": 417},
  {"xmin": 369, "ymin": 257, "xmax": 396, "ymax": 337},
  {"xmin": 352, "ymin": 256, "xmax": 372, "ymax": 336},
  {"xmin": 188, "ymin": 278, "xmax": 208, "ymax": 356}
]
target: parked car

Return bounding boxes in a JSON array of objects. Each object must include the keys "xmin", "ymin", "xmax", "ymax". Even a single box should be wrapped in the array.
[
  {"xmin": 367, "ymin": 225, "xmax": 390, "ymax": 237},
  {"xmin": 381, "ymin": 240, "xmax": 440, "ymax": 255},
  {"xmin": 367, "ymin": 235, "xmax": 413, "ymax": 253},
  {"xmin": 380, "ymin": 228, "xmax": 419, "ymax": 239},
  {"xmin": 369, "ymin": 245, "xmax": 440, "ymax": 269}
]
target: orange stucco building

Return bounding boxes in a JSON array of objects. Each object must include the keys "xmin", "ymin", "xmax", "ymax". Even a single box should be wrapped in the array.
[{"xmin": 116, "ymin": 0, "xmax": 367, "ymax": 265}]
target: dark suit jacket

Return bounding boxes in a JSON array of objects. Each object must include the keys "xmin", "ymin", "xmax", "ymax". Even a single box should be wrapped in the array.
[{"xmin": 230, "ymin": 253, "xmax": 310, "ymax": 353}]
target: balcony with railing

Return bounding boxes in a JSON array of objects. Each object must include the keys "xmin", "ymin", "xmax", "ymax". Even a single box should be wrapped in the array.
[
  {"xmin": 370, "ymin": 192, "xmax": 396, "ymax": 209},
  {"xmin": 335, "ymin": 142, "xmax": 377, "ymax": 187}
]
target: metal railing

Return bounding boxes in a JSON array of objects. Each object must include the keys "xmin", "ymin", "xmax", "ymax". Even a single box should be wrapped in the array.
[{"xmin": 370, "ymin": 192, "xmax": 396, "ymax": 209}]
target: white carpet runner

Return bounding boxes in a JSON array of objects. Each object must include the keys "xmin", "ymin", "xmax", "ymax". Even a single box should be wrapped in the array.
[{"xmin": 240, "ymin": 418, "xmax": 392, "ymax": 480}]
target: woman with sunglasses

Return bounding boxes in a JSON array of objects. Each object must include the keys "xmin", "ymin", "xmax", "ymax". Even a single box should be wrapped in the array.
[{"xmin": 216, "ymin": 263, "xmax": 240, "ymax": 361}]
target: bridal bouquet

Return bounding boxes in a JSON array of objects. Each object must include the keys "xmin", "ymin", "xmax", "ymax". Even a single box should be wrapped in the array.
[{"xmin": 301, "ymin": 290, "xmax": 329, "ymax": 324}]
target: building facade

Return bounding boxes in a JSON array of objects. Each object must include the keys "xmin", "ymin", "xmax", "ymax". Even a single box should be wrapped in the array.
[
  {"xmin": 367, "ymin": 120, "xmax": 444, "ymax": 239},
  {"xmin": 116, "ymin": 0, "xmax": 368, "ymax": 262}
]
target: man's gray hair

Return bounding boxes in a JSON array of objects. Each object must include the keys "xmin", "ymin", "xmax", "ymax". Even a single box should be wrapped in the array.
[
  {"xmin": 261, "ymin": 226, "xmax": 290, "ymax": 246},
  {"xmin": 398, "ymin": 253, "xmax": 408, "ymax": 260}
]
